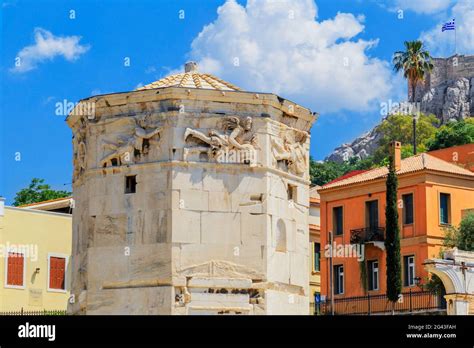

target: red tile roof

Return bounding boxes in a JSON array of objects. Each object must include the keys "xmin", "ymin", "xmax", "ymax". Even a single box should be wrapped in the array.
[
  {"xmin": 323, "ymin": 170, "xmax": 368, "ymax": 187},
  {"xmin": 320, "ymin": 153, "xmax": 474, "ymax": 191}
]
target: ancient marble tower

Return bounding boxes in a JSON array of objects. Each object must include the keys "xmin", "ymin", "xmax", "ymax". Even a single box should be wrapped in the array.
[{"xmin": 67, "ymin": 62, "xmax": 317, "ymax": 314}]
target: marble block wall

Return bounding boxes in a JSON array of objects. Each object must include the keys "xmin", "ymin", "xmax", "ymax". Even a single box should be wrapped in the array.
[{"xmin": 67, "ymin": 86, "xmax": 316, "ymax": 315}]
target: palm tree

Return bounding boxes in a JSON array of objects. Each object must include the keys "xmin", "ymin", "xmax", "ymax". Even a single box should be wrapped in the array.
[
  {"xmin": 393, "ymin": 41, "xmax": 433, "ymax": 154},
  {"xmin": 393, "ymin": 40, "xmax": 433, "ymax": 103}
]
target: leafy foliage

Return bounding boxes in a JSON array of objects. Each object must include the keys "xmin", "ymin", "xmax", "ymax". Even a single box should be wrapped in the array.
[
  {"xmin": 443, "ymin": 212, "xmax": 474, "ymax": 252},
  {"xmin": 393, "ymin": 40, "xmax": 433, "ymax": 102},
  {"xmin": 384, "ymin": 161, "xmax": 402, "ymax": 303},
  {"xmin": 359, "ymin": 258, "xmax": 368, "ymax": 294},
  {"xmin": 426, "ymin": 118, "xmax": 474, "ymax": 151},
  {"xmin": 310, "ymin": 115, "xmax": 474, "ymax": 186},
  {"xmin": 12, "ymin": 178, "xmax": 71, "ymax": 207},
  {"xmin": 309, "ymin": 156, "xmax": 375, "ymax": 186},
  {"xmin": 373, "ymin": 113, "xmax": 438, "ymax": 163},
  {"xmin": 424, "ymin": 274, "xmax": 444, "ymax": 295}
]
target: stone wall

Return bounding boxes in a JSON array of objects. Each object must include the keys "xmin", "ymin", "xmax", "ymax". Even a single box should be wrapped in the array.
[
  {"xmin": 416, "ymin": 54, "xmax": 474, "ymax": 122},
  {"xmin": 429, "ymin": 55, "xmax": 474, "ymax": 90},
  {"xmin": 67, "ymin": 87, "xmax": 316, "ymax": 314}
]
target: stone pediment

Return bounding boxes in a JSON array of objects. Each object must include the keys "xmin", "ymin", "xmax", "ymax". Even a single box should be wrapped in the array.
[{"xmin": 178, "ymin": 260, "xmax": 264, "ymax": 281}]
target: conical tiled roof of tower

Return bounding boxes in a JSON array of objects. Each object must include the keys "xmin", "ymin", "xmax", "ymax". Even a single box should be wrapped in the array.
[{"xmin": 136, "ymin": 61, "xmax": 243, "ymax": 91}]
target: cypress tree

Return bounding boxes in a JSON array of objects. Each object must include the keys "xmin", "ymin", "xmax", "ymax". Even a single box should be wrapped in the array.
[{"xmin": 385, "ymin": 149, "xmax": 402, "ymax": 308}]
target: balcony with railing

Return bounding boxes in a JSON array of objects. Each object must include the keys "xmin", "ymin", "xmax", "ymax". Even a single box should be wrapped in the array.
[
  {"xmin": 317, "ymin": 289, "xmax": 446, "ymax": 315},
  {"xmin": 350, "ymin": 227, "xmax": 385, "ymax": 244}
]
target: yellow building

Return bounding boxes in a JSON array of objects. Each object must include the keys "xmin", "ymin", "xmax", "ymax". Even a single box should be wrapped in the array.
[
  {"xmin": 309, "ymin": 186, "xmax": 321, "ymax": 314},
  {"xmin": 0, "ymin": 197, "xmax": 72, "ymax": 313}
]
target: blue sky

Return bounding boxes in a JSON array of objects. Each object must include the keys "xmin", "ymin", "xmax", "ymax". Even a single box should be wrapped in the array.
[{"xmin": 1, "ymin": 0, "xmax": 472, "ymax": 203}]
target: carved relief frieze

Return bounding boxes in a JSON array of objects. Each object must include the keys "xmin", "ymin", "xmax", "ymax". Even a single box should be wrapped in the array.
[
  {"xmin": 271, "ymin": 128, "xmax": 308, "ymax": 176},
  {"xmin": 183, "ymin": 116, "xmax": 258, "ymax": 165},
  {"xmin": 73, "ymin": 118, "xmax": 88, "ymax": 182},
  {"xmin": 100, "ymin": 115, "xmax": 162, "ymax": 167}
]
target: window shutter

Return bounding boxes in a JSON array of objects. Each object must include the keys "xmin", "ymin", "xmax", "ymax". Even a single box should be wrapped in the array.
[
  {"xmin": 7, "ymin": 252, "xmax": 24, "ymax": 286},
  {"xmin": 7, "ymin": 253, "xmax": 14, "ymax": 285},
  {"xmin": 50, "ymin": 257, "xmax": 66, "ymax": 290},
  {"xmin": 50, "ymin": 257, "xmax": 56, "ymax": 289},
  {"xmin": 58, "ymin": 257, "xmax": 65, "ymax": 289}
]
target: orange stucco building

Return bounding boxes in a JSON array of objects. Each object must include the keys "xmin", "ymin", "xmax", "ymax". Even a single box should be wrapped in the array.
[
  {"xmin": 427, "ymin": 143, "xmax": 474, "ymax": 172},
  {"xmin": 318, "ymin": 143, "xmax": 474, "ymax": 306}
]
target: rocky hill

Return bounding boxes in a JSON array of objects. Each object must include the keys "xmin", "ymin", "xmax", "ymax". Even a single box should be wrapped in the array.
[{"xmin": 326, "ymin": 55, "xmax": 474, "ymax": 163}]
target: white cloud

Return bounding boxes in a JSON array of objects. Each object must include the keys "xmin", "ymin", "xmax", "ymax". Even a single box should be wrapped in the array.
[
  {"xmin": 188, "ymin": 0, "xmax": 397, "ymax": 113},
  {"xmin": 11, "ymin": 28, "xmax": 90, "ymax": 73},
  {"xmin": 421, "ymin": 0, "xmax": 474, "ymax": 56},
  {"xmin": 41, "ymin": 96, "xmax": 55, "ymax": 105},
  {"xmin": 145, "ymin": 66, "xmax": 157, "ymax": 74},
  {"xmin": 2, "ymin": 1, "xmax": 17, "ymax": 8},
  {"xmin": 393, "ymin": 0, "xmax": 451, "ymax": 14}
]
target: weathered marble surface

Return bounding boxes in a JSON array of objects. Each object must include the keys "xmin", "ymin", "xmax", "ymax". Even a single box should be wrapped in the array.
[{"xmin": 67, "ymin": 81, "xmax": 316, "ymax": 315}]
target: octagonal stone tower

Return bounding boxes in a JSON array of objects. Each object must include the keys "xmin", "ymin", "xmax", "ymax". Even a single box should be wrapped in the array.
[{"xmin": 67, "ymin": 62, "xmax": 317, "ymax": 315}]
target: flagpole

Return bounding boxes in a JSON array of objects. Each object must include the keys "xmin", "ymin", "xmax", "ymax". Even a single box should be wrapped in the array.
[
  {"xmin": 454, "ymin": 18, "xmax": 456, "ymax": 55},
  {"xmin": 455, "ymin": 26, "xmax": 457, "ymax": 55}
]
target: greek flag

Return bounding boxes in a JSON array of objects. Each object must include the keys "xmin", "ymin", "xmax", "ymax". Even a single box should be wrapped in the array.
[{"xmin": 442, "ymin": 19, "xmax": 455, "ymax": 32}]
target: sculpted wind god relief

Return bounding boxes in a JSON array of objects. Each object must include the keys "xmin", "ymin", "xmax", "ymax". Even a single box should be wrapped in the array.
[
  {"xmin": 183, "ymin": 116, "xmax": 258, "ymax": 165},
  {"xmin": 271, "ymin": 129, "xmax": 308, "ymax": 176},
  {"xmin": 72, "ymin": 121, "xmax": 87, "ymax": 182},
  {"xmin": 100, "ymin": 116, "xmax": 162, "ymax": 167}
]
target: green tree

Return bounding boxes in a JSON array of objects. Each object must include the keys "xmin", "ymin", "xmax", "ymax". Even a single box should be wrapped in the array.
[
  {"xmin": 393, "ymin": 40, "xmax": 433, "ymax": 154},
  {"xmin": 13, "ymin": 178, "xmax": 71, "ymax": 206},
  {"xmin": 309, "ymin": 158, "xmax": 345, "ymax": 186},
  {"xmin": 309, "ymin": 156, "xmax": 375, "ymax": 186},
  {"xmin": 426, "ymin": 118, "xmax": 474, "ymax": 151},
  {"xmin": 443, "ymin": 212, "xmax": 474, "ymax": 252},
  {"xmin": 384, "ymin": 150, "xmax": 402, "ymax": 311},
  {"xmin": 374, "ymin": 113, "xmax": 438, "ymax": 163},
  {"xmin": 393, "ymin": 40, "xmax": 433, "ymax": 104},
  {"xmin": 424, "ymin": 274, "xmax": 444, "ymax": 295},
  {"xmin": 426, "ymin": 213, "xmax": 474, "ymax": 294}
]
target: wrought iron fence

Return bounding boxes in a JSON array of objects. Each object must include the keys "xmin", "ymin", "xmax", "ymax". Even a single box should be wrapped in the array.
[
  {"xmin": 0, "ymin": 308, "xmax": 67, "ymax": 316},
  {"xmin": 350, "ymin": 227, "xmax": 385, "ymax": 244},
  {"xmin": 318, "ymin": 289, "xmax": 445, "ymax": 315}
]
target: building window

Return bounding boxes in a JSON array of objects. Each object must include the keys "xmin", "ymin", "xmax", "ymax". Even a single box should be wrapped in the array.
[
  {"xmin": 333, "ymin": 207, "xmax": 343, "ymax": 235},
  {"xmin": 125, "ymin": 175, "xmax": 137, "ymax": 194},
  {"xmin": 440, "ymin": 193, "xmax": 450, "ymax": 225},
  {"xmin": 402, "ymin": 193, "xmax": 414, "ymax": 225},
  {"xmin": 313, "ymin": 243, "xmax": 320, "ymax": 272},
  {"xmin": 48, "ymin": 256, "xmax": 66, "ymax": 291},
  {"xmin": 6, "ymin": 252, "xmax": 25, "ymax": 287},
  {"xmin": 366, "ymin": 200, "xmax": 379, "ymax": 230},
  {"xmin": 403, "ymin": 255, "xmax": 415, "ymax": 287},
  {"xmin": 314, "ymin": 292, "xmax": 321, "ymax": 314},
  {"xmin": 333, "ymin": 265, "xmax": 344, "ymax": 295},
  {"xmin": 367, "ymin": 260, "xmax": 379, "ymax": 291},
  {"xmin": 287, "ymin": 184, "xmax": 296, "ymax": 201}
]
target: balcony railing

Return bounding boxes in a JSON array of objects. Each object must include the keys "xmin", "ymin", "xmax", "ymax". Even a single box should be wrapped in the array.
[
  {"xmin": 350, "ymin": 227, "xmax": 385, "ymax": 244},
  {"xmin": 318, "ymin": 289, "xmax": 446, "ymax": 315}
]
